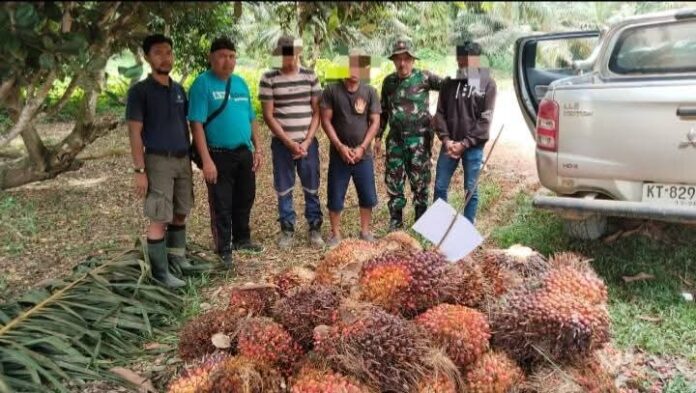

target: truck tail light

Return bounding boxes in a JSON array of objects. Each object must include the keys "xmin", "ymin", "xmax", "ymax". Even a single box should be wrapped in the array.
[{"xmin": 536, "ymin": 98, "xmax": 559, "ymax": 152}]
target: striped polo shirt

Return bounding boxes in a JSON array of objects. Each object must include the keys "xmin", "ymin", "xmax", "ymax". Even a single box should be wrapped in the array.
[{"xmin": 258, "ymin": 67, "xmax": 321, "ymax": 141}]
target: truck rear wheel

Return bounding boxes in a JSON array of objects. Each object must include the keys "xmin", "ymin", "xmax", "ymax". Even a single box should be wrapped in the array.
[{"xmin": 563, "ymin": 215, "xmax": 607, "ymax": 240}]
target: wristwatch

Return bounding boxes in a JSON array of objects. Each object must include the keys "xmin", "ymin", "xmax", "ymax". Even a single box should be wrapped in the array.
[{"xmin": 132, "ymin": 168, "xmax": 145, "ymax": 174}]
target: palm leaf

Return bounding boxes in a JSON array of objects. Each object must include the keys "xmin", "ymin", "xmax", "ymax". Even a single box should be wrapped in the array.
[{"xmin": 0, "ymin": 239, "xmax": 217, "ymax": 392}]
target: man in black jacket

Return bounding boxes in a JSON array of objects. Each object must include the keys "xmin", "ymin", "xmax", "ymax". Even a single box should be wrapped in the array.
[{"xmin": 433, "ymin": 41, "xmax": 497, "ymax": 224}]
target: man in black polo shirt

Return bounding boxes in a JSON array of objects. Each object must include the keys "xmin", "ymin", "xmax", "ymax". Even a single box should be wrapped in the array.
[{"xmin": 126, "ymin": 34, "xmax": 192, "ymax": 288}]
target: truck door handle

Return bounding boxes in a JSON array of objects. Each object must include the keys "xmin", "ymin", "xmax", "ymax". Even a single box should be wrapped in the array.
[{"xmin": 677, "ymin": 107, "xmax": 696, "ymax": 117}]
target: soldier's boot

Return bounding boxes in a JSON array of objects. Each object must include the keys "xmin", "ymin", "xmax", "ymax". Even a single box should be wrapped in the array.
[
  {"xmin": 415, "ymin": 205, "xmax": 427, "ymax": 222},
  {"xmin": 148, "ymin": 240, "xmax": 186, "ymax": 289},
  {"xmin": 389, "ymin": 210, "xmax": 404, "ymax": 232},
  {"xmin": 166, "ymin": 226, "xmax": 192, "ymax": 269}
]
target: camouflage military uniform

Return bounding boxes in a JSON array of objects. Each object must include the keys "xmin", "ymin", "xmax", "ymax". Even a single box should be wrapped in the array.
[{"xmin": 379, "ymin": 68, "xmax": 443, "ymax": 225}]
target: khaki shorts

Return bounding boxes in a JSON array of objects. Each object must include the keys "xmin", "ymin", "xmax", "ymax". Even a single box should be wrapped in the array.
[{"xmin": 144, "ymin": 154, "xmax": 193, "ymax": 223}]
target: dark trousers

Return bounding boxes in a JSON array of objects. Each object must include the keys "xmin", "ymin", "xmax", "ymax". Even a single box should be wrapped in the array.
[{"xmin": 206, "ymin": 147, "xmax": 255, "ymax": 254}]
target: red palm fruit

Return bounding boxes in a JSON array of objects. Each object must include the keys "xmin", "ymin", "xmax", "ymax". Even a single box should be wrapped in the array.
[
  {"xmin": 237, "ymin": 317, "xmax": 304, "ymax": 376},
  {"xmin": 314, "ymin": 239, "xmax": 383, "ymax": 289},
  {"xmin": 463, "ymin": 351, "xmax": 524, "ymax": 393},
  {"xmin": 271, "ymin": 285, "xmax": 341, "ymax": 349},
  {"xmin": 207, "ymin": 356, "xmax": 285, "ymax": 393},
  {"xmin": 415, "ymin": 304, "xmax": 491, "ymax": 368},
  {"xmin": 290, "ymin": 367, "xmax": 373, "ymax": 393},
  {"xmin": 178, "ymin": 309, "xmax": 242, "ymax": 361},
  {"xmin": 228, "ymin": 283, "xmax": 279, "ymax": 316},
  {"xmin": 167, "ymin": 352, "xmax": 230, "ymax": 393}
]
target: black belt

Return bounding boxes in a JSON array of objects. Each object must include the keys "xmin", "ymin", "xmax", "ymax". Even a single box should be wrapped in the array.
[
  {"xmin": 145, "ymin": 148, "xmax": 189, "ymax": 158},
  {"xmin": 208, "ymin": 146, "xmax": 249, "ymax": 154}
]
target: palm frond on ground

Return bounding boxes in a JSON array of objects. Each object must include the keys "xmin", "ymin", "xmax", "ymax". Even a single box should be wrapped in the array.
[{"xmin": 0, "ymin": 240, "xmax": 216, "ymax": 392}]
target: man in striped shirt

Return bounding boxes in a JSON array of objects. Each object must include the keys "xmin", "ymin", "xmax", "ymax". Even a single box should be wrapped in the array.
[{"xmin": 260, "ymin": 36, "xmax": 325, "ymax": 249}]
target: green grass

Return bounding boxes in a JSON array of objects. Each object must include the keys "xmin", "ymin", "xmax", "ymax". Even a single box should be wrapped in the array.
[{"xmin": 490, "ymin": 192, "xmax": 696, "ymax": 366}]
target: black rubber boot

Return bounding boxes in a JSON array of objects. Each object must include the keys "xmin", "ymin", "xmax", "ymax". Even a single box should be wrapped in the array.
[
  {"xmin": 389, "ymin": 210, "xmax": 403, "ymax": 232},
  {"xmin": 166, "ymin": 225, "xmax": 192, "ymax": 269},
  {"xmin": 148, "ymin": 239, "xmax": 186, "ymax": 289}
]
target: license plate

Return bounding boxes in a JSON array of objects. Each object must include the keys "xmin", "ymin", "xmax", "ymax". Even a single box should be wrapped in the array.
[{"xmin": 642, "ymin": 183, "xmax": 696, "ymax": 207}]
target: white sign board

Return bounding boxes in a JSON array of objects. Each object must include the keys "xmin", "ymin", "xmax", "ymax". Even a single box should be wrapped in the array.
[{"xmin": 412, "ymin": 198, "xmax": 484, "ymax": 262}]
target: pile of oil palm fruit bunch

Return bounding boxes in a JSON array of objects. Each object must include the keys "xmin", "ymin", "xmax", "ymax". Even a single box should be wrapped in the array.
[{"xmin": 170, "ymin": 232, "xmax": 616, "ymax": 393}]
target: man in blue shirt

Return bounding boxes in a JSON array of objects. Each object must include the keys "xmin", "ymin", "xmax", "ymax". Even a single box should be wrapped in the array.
[
  {"xmin": 126, "ymin": 34, "xmax": 190, "ymax": 289},
  {"xmin": 188, "ymin": 37, "xmax": 263, "ymax": 269}
]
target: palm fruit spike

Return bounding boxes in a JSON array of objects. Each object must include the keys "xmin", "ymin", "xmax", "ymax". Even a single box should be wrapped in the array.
[
  {"xmin": 437, "ymin": 257, "xmax": 491, "ymax": 308},
  {"xmin": 236, "ymin": 317, "xmax": 304, "ymax": 376},
  {"xmin": 167, "ymin": 352, "xmax": 230, "ymax": 393},
  {"xmin": 268, "ymin": 266, "xmax": 316, "ymax": 297},
  {"xmin": 377, "ymin": 230, "xmax": 422, "ymax": 252},
  {"xmin": 415, "ymin": 304, "xmax": 491, "ymax": 368},
  {"xmin": 463, "ymin": 351, "xmax": 525, "ymax": 393},
  {"xmin": 481, "ymin": 245, "xmax": 550, "ymax": 297},
  {"xmin": 314, "ymin": 305, "xmax": 431, "ymax": 392},
  {"xmin": 178, "ymin": 309, "xmax": 242, "ymax": 361},
  {"xmin": 544, "ymin": 252, "xmax": 608, "ymax": 305},
  {"xmin": 271, "ymin": 284, "xmax": 341, "ymax": 349},
  {"xmin": 413, "ymin": 374, "xmax": 458, "ymax": 393},
  {"xmin": 290, "ymin": 367, "xmax": 374, "ymax": 393},
  {"xmin": 359, "ymin": 250, "xmax": 448, "ymax": 316},
  {"xmin": 314, "ymin": 239, "xmax": 383, "ymax": 289},
  {"xmin": 491, "ymin": 288, "xmax": 611, "ymax": 366},
  {"xmin": 228, "ymin": 282, "xmax": 279, "ymax": 316},
  {"xmin": 207, "ymin": 356, "xmax": 285, "ymax": 393}
]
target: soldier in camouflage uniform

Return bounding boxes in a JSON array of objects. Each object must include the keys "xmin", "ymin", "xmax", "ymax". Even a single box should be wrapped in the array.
[{"xmin": 376, "ymin": 39, "xmax": 443, "ymax": 231}]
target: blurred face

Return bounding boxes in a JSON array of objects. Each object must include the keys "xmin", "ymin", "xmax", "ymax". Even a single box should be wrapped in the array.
[
  {"xmin": 391, "ymin": 53, "xmax": 414, "ymax": 78},
  {"xmin": 146, "ymin": 42, "xmax": 173, "ymax": 75},
  {"xmin": 457, "ymin": 55, "xmax": 480, "ymax": 69},
  {"xmin": 209, "ymin": 49, "xmax": 237, "ymax": 77},
  {"xmin": 281, "ymin": 51, "xmax": 301, "ymax": 69},
  {"xmin": 348, "ymin": 55, "xmax": 370, "ymax": 83}
]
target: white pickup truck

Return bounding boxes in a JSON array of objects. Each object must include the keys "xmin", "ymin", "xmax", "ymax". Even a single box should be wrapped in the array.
[{"xmin": 513, "ymin": 8, "xmax": 696, "ymax": 239}]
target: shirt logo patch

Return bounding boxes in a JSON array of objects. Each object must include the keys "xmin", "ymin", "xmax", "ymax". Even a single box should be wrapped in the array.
[{"xmin": 353, "ymin": 97, "xmax": 367, "ymax": 115}]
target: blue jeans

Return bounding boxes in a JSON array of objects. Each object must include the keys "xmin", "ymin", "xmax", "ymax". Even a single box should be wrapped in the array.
[
  {"xmin": 271, "ymin": 137, "xmax": 322, "ymax": 229},
  {"xmin": 433, "ymin": 144, "xmax": 484, "ymax": 223},
  {"xmin": 327, "ymin": 151, "xmax": 378, "ymax": 212}
]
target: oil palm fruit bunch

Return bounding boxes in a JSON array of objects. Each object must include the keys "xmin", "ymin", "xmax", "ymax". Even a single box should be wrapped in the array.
[
  {"xmin": 314, "ymin": 239, "xmax": 383, "ymax": 290},
  {"xmin": 314, "ymin": 305, "xmax": 431, "ymax": 392},
  {"xmin": 462, "ymin": 351, "xmax": 525, "ymax": 393},
  {"xmin": 543, "ymin": 252, "xmax": 608, "ymax": 305},
  {"xmin": 415, "ymin": 304, "xmax": 491, "ymax": 368},
  {"xmin": 290, "ymin": 366, "xmax": 374, "ymax": 393},
  {"xmin": 491, "ymin": 289, "xmax": 611, "ymax": 365},
  {"xmin": 437, "ymin": 257, "xmax": 491, "ymax": 308},
  {"xmin": 481, "ymin": 245, "xmax": 549, "ymax": 297},
  {"xmin": 268, "ymin": 266, "xmax": 316, "ymax": 297},
  {"xmin": 359, "ymin": 250, "xmax": 448, "ymax": 316},
  {"xmin": 412, "ymin": 374, "xmax": 458, "ymax": 393},
  {"xmin": 167, "ymin": 352, "xmax": 230, "ymax": 393},
  {"xmin": 207, "ymin": 355, "xmax": 286, "ymax": 393},
  {"xmin": 271, "ymin": 285, "xmax": 341, "ymax": 349},
  {"xmin": 228, "ymin": 283, "xmax": 279, "ymax": 316},
  {"xmin": 237, "ymin": 317, "xmax": 304, "ymax": 376},
  {"xmin": 377, "ymin": 231, "xmax": 423, "ymax": 253},
  {"xmin": 178, "ymin": 309, "xmax": 242, "ymax": 361}
]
